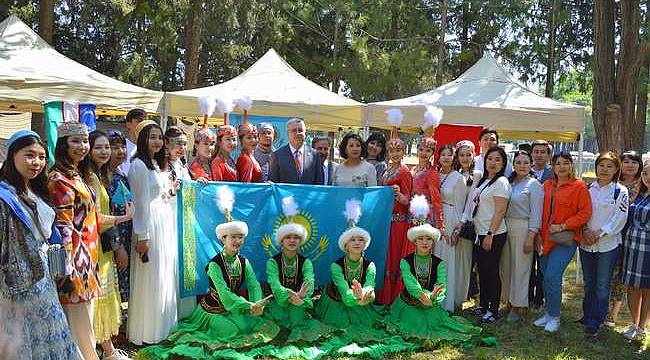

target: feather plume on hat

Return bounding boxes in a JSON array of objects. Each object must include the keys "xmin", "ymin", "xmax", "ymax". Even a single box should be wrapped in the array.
[
  {"xmin": 422, "ymin": 106, "xmax": 443, "ymax": 137},
  {"xmin": 275, "ymin": 196, "xmax": 308, "ymax": 246},
  {"xmin": 214, "ymin": 185, "xmax": 248, "ymax": 240},
  {"xmin": 235, "ymin": 95, "xmax": 257, "ymax": 136},
  {"xmin": 407, "ymin": 195, "xmax": 441, "ymax": 242},
  {"xmin": 338, "ymin": 199, "xmax": 370, "ymax": 252},
  {"xmin": 215, "ymin": 95, "xmax": 235, "ymax": 126},
  {"xmin": 198, "ymin": 95, "xmax": 217, "ymax": 129}
]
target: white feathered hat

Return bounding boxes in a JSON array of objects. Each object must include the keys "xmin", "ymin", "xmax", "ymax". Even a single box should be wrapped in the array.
[
  {"xmin": 406, "ymin": 195, "xmax": 441, "ymax": 242},
  {"xmin": 275, "ymin": 196, "xmax": 308, "ymax": 246},
  {"xmin": 338, "ymin": 199, "xmax": 371, "ymax": 252},
  {"xmin": 214, "ymin": 186, "xmax": 249, "ymax": 240}
]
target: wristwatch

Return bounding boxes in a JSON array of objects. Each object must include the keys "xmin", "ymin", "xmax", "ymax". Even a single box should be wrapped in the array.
[{"xmin": 486, "ymin": 230, "xmax": 493, "ymax": 236}]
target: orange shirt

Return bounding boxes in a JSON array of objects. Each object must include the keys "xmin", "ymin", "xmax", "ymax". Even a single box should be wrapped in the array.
[{"xmin": 540, "ymin": 178, "xmax": 592, "ymax": 254}]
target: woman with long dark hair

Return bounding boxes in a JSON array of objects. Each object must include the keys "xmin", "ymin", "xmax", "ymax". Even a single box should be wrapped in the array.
[
  {"xmin": 621, "ymin": 160, "xmax": 650, "ymax": 340},
  {"xmin": 365, "ymin": 132, "xmax": 387, "ymax": 183},
  {"xmin": 534, "ymin": 153, "xmax": 591, "ymax": 333},
  {"xmin": 0, "ymin": 130, "xmax": 80, "ymax": 360},
  {"xmin": 106, "ymin": 130, "xmax": 132, "ymax": 303},
  {"xmin": 461, "ymin": 146, "xmax": 511, "ymax": 323},
  {"xmin": 127, "ymin": 120, "xmax": 179, "ymax": 345},
  {"xmin": 80, "ymin": 130, "xmax": 133, "ymax": 359},
  {"xmin": 48, "ymin": 121, "xmax": 100, "ymax": 359},
  {"xmin": 236, "ymin": 123, "xmax": 262, "ymax": 182},
  {"xmin": 438, "ymin": 144, "xmax": 473, "ymax": 312},
  {"xmin": 210, "ymin": 125, "xmax": 239, "ymax": 181}
]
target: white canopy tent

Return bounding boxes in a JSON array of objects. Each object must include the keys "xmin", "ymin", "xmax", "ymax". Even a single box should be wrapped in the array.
[
  {"xmin": 0, "ymin": 15, "xmax": 164, "ymax": 115},
  {"xmin": 366, "ymin": 53, "xmax": 586, "ymax": 142},
  {"xmin": 163, "ymin": 49, "xmax": 364, "ymax": 130}
]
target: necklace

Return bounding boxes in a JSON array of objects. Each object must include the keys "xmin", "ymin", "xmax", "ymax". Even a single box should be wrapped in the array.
[
  {"xmin": 281, "ymin": 254, "xmax": 298, "ymax": 288},
  {"xmin": 345, "ymin": 256, "xmax": 363, "ymax": 282},
  {"xmin": 414, "ymin": 255, "xmax": 432, "ymax": 281}
]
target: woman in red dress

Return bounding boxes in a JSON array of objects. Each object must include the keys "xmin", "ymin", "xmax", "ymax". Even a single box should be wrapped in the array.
[
  {"xmin": 189, "ymin": 127, "xmax": 216, "ymax": 181},
  {"xmin": 376, "ymin": 136, "xmax": 413, "ymax": 304},
  {"xmin": 210, "ymin": 125, "xmax": 238, "ymax": 182},
  {"xmin": 411, "ymin": 137, "xmax": 444, "ymax": 232},
  {"xmin": 236, "ymin": 123, "xmax": 262, "ymax": 182}
]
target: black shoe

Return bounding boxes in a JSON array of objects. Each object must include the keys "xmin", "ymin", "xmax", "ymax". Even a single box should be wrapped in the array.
[
  {"xmin": 471, "ymin": 306, "xmax": 486, "ymax": 316},
  {"xmin": 585, "ymin": 326, "xmax": 599, "ymax": 336}
]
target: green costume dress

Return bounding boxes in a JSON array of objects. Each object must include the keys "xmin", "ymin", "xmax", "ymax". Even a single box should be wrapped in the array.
[
  {"xmin": 387, "ymin": 253, "xmax": 482, "ymax": 345},
  {"xmin": 313, "ymin": 256, "xmax": 416, "ymax": 357},
  {"xmin": 140, "ymin": 252, "xmax": 280, "ymax": 360},
  {"xmin": 265, "ymin": 253, "xmax": 331, "ymax": 342}
]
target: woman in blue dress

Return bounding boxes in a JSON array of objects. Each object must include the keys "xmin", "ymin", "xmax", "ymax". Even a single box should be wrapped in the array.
[{"xmin": 0, "ymin": 130, "xmax": 80, "ymax": 360}]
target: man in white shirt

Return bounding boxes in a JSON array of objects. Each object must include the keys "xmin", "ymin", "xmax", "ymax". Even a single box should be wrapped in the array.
[
  {"xmin": 119, "ymin": 108, "xmax": 147, "ymax": 175},
  {"xmin": 474, "ymin": 128, "xmax": 512, "ymax": 177},
  {"xmin": 312, "ymin": 136, "xmax": 337, "ymax": 185}
]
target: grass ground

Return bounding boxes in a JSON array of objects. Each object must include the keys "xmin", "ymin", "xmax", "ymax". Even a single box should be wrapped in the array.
[{"xmin": 121, "ymin": 259, "xmax": 648, "ymax": 360}]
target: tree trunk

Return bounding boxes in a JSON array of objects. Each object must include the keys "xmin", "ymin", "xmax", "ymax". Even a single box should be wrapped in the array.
[
  {"xmin": 634, "ymin": 0, "xmax": 649, "ymax": 151},
  {"xmin": 592, "ymin": 0, "xmax": 619, "ymax": 152},
  {"xmin": 137, "ymin": 12, "xmax": 146, "ymax": 86},
  {"xmin": 184, "ymin": 0, "xmax": 202, "ymax": 89},
  {"xmin": 544, "ymin": 0, "xmax": 557, "ymax": 98},
  {"xmin": 616, "ymin": 0, "xmax": 643, "ymax": 151},
  {"xmin": 331, "ymin": 10, "xmax": 341, "ymax": 93},
  {"xmin": 39, "ymin": 0, "xmax": 54, "ymax": 45},
  {"xmin": 435, "ymin": 0, "xmax": 448, "ymax": 87}
]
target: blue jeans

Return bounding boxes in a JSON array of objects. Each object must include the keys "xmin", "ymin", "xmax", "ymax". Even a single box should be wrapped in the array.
[
  {"xmin": 541, "ymin": 242, "xmax": 577, "ymax": 317},
  {"xmin": 580, "ymin": 246, "xmax": 620, "ymax": 329}
]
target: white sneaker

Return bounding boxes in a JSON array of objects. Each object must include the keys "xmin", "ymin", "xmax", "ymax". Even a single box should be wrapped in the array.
[
  {"xmin": 533, "ymin": 313, "xmax": 549, "ymax": 327},
  {"xmin": 103, "ymin": 349, "xmax": 132, "ymax": 360},
  {"xmin": 544, "ymin": 316, "xmax": 560, "ymax": 333},
  {"xmin": 622, "ymin": 325, "xmax": 639, "ymax": 339}
]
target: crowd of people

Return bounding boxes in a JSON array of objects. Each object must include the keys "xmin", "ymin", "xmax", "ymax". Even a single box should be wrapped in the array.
[{"xmin": 0, "ymin": 108, "xmax": 649, "ymax": 360}]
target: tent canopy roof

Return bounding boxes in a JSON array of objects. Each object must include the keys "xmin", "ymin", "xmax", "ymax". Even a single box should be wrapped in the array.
[
  {"xmin": 165, "ymin": 49, "xmax": 364, "ymax": 127},
  {"xmin": 367, "ymin": 54, "xmax": 585, "ymax": 139},
  {"xmin": 0, "ymin": 15, "xmax": 163, "ymax": 115}
]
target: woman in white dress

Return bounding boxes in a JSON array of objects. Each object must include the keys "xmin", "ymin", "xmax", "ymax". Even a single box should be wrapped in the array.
[
  {"xmin": 127, "ymin": 120, "xmax": 178, "ymax": 345},
  {"xmin": 436, "ymin": 144, "xmax": 473, "ymax": 312},
  {"xmin": 164, "ymin": 126, "xmax": 197, "ymax": 320}
]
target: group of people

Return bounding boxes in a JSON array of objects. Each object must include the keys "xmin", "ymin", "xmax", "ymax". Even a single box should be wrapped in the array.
[{"xmin": 0, "ymin": 107, "xmax": 649, "ymax": 360}]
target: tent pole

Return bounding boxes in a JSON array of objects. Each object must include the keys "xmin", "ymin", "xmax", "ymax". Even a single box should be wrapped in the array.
[
  {"xmin": 575, "ymin": 113, "xmax": 586, "ymax": 285},
  {"xmin": 362, "ymin": 105, "xmax": 369, "ymax": 140},
  {"xmin": 161, "ymin": 94, "xmax": 169, "ymax": 131}
]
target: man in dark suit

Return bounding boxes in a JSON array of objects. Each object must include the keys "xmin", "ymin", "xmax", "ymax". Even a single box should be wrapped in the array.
[
  {"xmin": 312, "ymin": 136, "xmax": 337, "ymax": 185},
  {"xmin": 269, "ymin": 118, "xmax": 323, "ymax": 184}
]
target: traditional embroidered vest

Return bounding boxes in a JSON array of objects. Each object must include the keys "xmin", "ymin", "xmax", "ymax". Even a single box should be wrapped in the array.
[
  {"xmin": 326, "ymin": 256, "xmax": 370, "ymax": 302},
  {"xmin": 199, "ymin": 253, "xmax": 246, "ymax": 314},
  {"xmin": 400, "ymin": 253, "xmax": 441, "ymax": 306},
  {"xmin": 272, "ymin": 253, "xmax": 305, "ymax": 292}
]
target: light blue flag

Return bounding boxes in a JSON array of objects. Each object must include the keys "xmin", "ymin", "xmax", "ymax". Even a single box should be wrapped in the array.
[{"xmin": 177, "ymin": 181, "xmax": 393, "ymax": 298}]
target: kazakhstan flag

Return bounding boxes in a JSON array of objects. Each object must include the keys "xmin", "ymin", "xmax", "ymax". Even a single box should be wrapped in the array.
[{"xmin": 178, "ymin": 180, "xmax": 393, "ymax": 298}]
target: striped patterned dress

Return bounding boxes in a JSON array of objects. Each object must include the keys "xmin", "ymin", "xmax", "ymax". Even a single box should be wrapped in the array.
[{"xmin": 623, "ymin": 193, "xmax": 650, "ymax": 289}]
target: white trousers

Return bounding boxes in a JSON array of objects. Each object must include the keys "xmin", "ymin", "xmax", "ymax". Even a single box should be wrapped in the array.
[
  {"xmin": 500, "ymin": 217, "xmax": 534, "ymax": 307},
  {"xmin": 63, "ymin": 302, "xmax": 99, "ymax": 360}
]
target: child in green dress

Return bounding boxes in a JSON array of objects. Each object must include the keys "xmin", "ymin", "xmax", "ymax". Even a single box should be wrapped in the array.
[
  {"xmin": 264, "ymin": 196, "xmax": 330, "ymax": 342},
  {"xmin": 388, "ymin": 195, "xmax": 482, "ymax": 345},
  {"xmin": 140, "ymin": 186, "xmax": 278, "ymax": 359}
]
